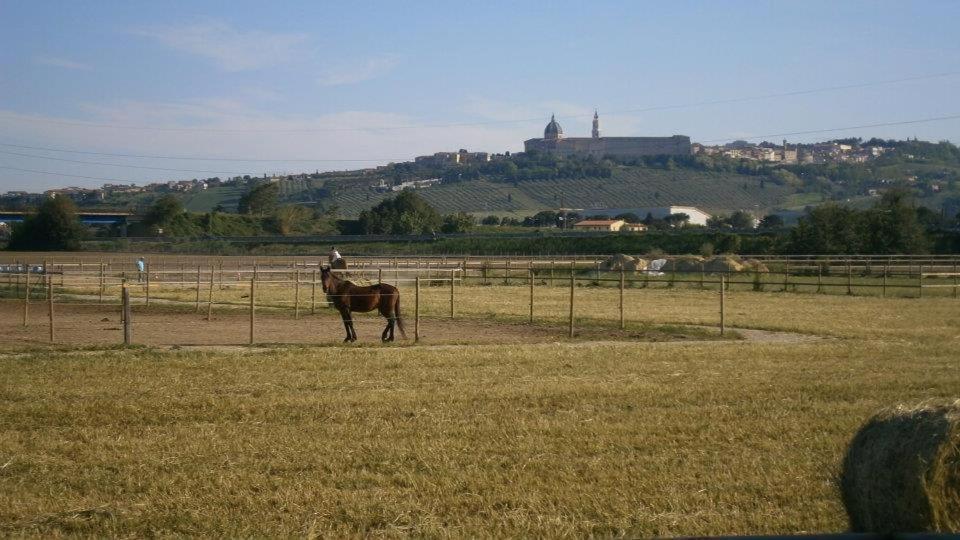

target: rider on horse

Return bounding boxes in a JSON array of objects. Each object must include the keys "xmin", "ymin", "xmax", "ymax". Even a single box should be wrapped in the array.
[{"xmin": 328, "ymin": 246, "xmax": 346, "ymax": 269}]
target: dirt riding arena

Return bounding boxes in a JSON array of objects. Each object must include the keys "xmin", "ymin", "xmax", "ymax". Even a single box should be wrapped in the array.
[{"xmin": 0, "ymin": 300, "xmax": 732, "ymax": 349}]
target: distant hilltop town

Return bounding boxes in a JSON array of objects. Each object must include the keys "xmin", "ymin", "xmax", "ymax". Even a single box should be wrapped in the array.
[
  {"xmin": 693, "ymin": 139, "xmax": 889, "ymax": 164},
  {"xmin": 524, "ymin": 112, "xmax": 691, "ymax": 158},
  {"xmin": 0, "ymin": 114, "xmax": 912, "ymax": 206}
]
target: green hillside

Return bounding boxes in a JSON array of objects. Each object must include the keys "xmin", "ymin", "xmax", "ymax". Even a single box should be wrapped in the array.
[
  {"xmin": 175, "ymin": 139, "xmax": 960, "ymax": 220},
  {"xmin": 182, "ymin": 185, "xmax": 246, "ymax": 212},
  {"xmin": 326, "ymin": 166, "xmax": 793, "ymax": 217},
  {"xmin": 184, "ymin": 165, "xmax": 794, "ymax": 218}
]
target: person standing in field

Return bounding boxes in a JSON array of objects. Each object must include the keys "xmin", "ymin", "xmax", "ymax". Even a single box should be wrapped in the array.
[{"xmin": 136, "ymin": 257, "xmax": 146, "ymax": 282}]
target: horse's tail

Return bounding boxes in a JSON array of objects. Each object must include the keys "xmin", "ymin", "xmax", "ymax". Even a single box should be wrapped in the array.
[{"xmin": 394, "ymin": 294, "xmax": 408, "ymax": 340}]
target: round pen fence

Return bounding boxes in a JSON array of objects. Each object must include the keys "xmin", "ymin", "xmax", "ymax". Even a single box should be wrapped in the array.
[{"xmin": 1, "ymin": 253, "xmax": 958, "ymax": 347}]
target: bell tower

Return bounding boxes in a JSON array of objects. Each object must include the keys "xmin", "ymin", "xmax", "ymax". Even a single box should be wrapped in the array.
[{"xmin": 592, "ymin": 109, "xmax": 600, "ymax": 139}]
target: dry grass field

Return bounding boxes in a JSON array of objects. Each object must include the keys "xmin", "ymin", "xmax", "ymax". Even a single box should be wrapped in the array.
[{"xmin": 1, "ymin": 283, "xmax": 959, "ymax": 536}]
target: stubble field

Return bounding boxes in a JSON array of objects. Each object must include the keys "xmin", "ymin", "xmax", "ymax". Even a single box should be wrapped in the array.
[{"xmin": 1, "ymin": 285, "xmax": 958, "ymax": 537}]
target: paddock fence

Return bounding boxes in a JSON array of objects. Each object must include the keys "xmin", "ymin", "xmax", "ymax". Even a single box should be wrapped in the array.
[{"xmin": 0, "ymin": 253, "xmax": 957, "ymax": 347}]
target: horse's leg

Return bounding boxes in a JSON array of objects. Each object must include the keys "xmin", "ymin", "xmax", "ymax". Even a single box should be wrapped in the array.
[
  {"xmin": 339, "ymin": 308, "xmax": 354, "ymax": 342},
  {"xmin": 381, "ymin": 319, "xmax": 391, "ymax": 342},
  {"xmin": 379, "ymin": 295, "xmax": 395, "ymax": 342}
]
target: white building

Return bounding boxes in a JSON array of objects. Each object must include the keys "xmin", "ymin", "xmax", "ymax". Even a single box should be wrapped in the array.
[{"xmin": 584, "ymin": 206, "xmax": 712, "ymax": 226}]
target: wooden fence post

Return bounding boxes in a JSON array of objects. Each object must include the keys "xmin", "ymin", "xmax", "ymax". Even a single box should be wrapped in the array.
[
  {"xmin": 294, "ymin": 267, "xmax": 301, "ymax": 320},
  {"xmin": 207, "ymin": 265, "xmax": 214, "ymax": 321},
  {"xmin": 699, "ymin": 262, "xmax": 704, "ymax": 290},
  {"xmin": 145, "ymin": 261, "xmax": 151, "ymax": 307},
  {"xmin": 218, "ymin": 260, "xmax": 224, "ymax": 290},
  {"xmin": 568, "ymin": 264, "xmax": 575, "ymax": 338},
  {"xmin": 817, "ymin": 264, "xmax": 823, "ymax": 294},
  {"xmin": 619, "ymin": 266, "xmax": 625, "ymax": 330},
  {"xmin": 450, "ymin": 269, "xmax": 455, "ymax": 319},
  {"xmin": 311, "ymin": 269, "xmax": 317, "ymax": 315},
  {"xmin": 504, "ymin": 259, "xmax": 510, "ymax": 286},
  {"xmin": 122, "ymin": 283, "xmax": 132, "ymax": 346},
  {"xmin": 98, "ymin": 261, "xmax": 104, "ymax": 304},
  {"xmin": 528, "ymin": 268, "xmax": 534, "ymax": 324},
  {"xmin": 720, "ymin": 275, "xmax": 726, "ymax": 336},
  {"xmin": 918, "ymin": 264, "xmax": 923, "ymax": 298},
  {"xmin": 47, "ymin": 275, "xmax": 54, "ymax": 343},
  {"xmin": 194, "ymin": 265, "xmax": 202, "ymax": 312},
  {"xmin": 378, "ymin": 267, "xmax": 383, "ymax": 285},
  {"xmin": 414, "ymin": 276, "xmax": 420, "ymax": 343},
  {"xmin": 21, "ymin": 265, "xmax": 33, "ymax": 327},
  {"xmin": 882, "ymin": 265, "xmax": 887, "ymax": 298},
  {"xmin": 846, "ymin": 260, "xmax": 852, "ymax": 296},
  {"xmin": 953, "ymin": 261, "xmax": 958, "ymax": 299},
  {"xmin": 249, "ymin": 278, "xmax": 256, "ymax": 345}
]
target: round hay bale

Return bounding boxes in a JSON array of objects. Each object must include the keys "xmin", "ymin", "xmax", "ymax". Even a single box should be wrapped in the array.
[
  {"xmin": 662, "ymin": 256, "xmax": 704, "ymax": 273},
  {"xmin": 601, "ymin": 254, "xmax": 636, "ymax": 271},
  {"xmin": 742, "ymin": 259, "xmax": 770, "ymax": 273},
  {"xmin": 628, "ymin": 258, "xmax": 648, "ymax": 272},
  {"xmin": 840, "ymin": 400, "xmax": 960, "ymax": 533},
  {"xmin": 703, "ymin": 255, "xmax": 745, "ymax": 273}
]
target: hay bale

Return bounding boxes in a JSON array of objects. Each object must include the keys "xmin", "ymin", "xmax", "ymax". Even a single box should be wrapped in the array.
[
  {"xmin": 840, "ymin": 400, "xmax": 960, "ymax": 533},
  {"xmin": 662, "ymin": 256, "xmax": 704, "ymax": 273},
  {"xmin": 629, "ymin": 258, "xmax": 649, "ymax": 272},
  {"xmin": 703, "ymin": 255, "xmax": 745, "ymax": 273},
  {"xmin": 601, "ymin": 254, "xmax": 636, "ymax": 271},
  {"xmin": 742, "ymin": 259, "xmax": 770, "ymax": 273}
]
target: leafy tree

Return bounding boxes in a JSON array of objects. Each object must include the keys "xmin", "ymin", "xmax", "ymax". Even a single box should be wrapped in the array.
[
  {"xmin": 859, "ymin": 188, "xmax": 928, "ymax": 253},
  {"xmin": 357, "ymin": 190, "xmax": 442, "ymax": 234},
  {"xmin": 523, "ymin": 210, "xmax": 559, "ymax": 227},
  {"xmin": 143, "ymin": 195, "xmax": 184, "ymax": 228},
  {"xmin": 7, "ymin": 196, "xmax": 86, "ymax": 251},
  {"xmin": 136, "ymin": 195, "xmax": 204, "ymax": 236},
  {"xmin": 238, "ymin": 182, "xmax": 279, "ymax": 216},
  {"xmin": 706, "ymin": 215, "xmax": 729, "ymax": 229},
  {"xmin": 269, "ymin": 205, "xmax": 314, "ymax": 235},
  {"xmin": 728, "ymin": 210, "xmax": 756, "ymax": 230},
  {"xmin": 481, "ymin": 215, "xmax": 501, "ymax": 226},
  {"xmin": 786, "ymin": 203, "xmax": 862, "ymax": 254},
  {"xmin": 715, "ymin": 233, "xmax": 741, "ymax": 254},
  {"xmin": 614, "ymin": 212, "xmax": 641, "ymax": 223},
  {"xmin": 758, "ymin": 214, "xmax": 785, "ymax": 229},
  {"xmin": 664, "ymin": 212, "xmax": 690, "ymax": 228},
  {"xmin": 441, "ymin": 212, "xmax": 475, "ymax": 233}
]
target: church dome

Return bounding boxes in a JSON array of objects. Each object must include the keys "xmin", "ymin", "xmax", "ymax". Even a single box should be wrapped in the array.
[{"xmin": 544, "ymin": 114, "xmax": 563, "ymax": 140}]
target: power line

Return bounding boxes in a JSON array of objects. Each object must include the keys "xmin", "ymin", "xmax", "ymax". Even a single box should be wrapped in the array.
[
  {"xmin": 0, "ymin": 149, "xmax": 256, "ymax": 175},
  {"xmin": 0, "ymin": 165, "xmax": 131, "ymax": 183},
  {"xmin": 700, "ymin": 113, "xmax": 960, "ymax": 144},
  {"xmin": 1, "ymin": 70, "xmax": 958, "ymax": 133},
  {"xmin": 2, "ymin": 111, "xmax": 959, "ymax": 165}
]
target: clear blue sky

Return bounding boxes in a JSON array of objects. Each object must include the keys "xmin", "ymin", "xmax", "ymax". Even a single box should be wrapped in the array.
[{"xmin": 1, "ymin": 0, "xmax": 959, "ymax": 191}]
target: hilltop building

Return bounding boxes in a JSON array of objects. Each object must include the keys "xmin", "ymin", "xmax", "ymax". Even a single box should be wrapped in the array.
[
  {"xmin": 414, "ymin": 149, "xmax": 496, "ymax": 167},
  {"xmin": 524, "ymin": 112, "xmax": 691, "ymax": 159}
]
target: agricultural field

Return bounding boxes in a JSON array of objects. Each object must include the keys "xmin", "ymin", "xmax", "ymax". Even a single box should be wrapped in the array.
[
  {"xmin": 182, "ymin": 165, "xmax": 795, "ymax": 218},
  {"xmin": 1, "ymin": 258, "xmax": 959, "ymax": 536}
]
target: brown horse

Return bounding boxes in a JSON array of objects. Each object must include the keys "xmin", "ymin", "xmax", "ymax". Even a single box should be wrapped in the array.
[{"xmin": 320, "ymin": 266, "xmax": 407, "ymax": 342}]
